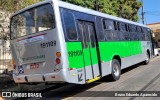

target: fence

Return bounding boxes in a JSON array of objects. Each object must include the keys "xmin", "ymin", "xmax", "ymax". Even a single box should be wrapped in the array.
[{"xmin": 0, "ymin": 39, "xmax": 12, "ymax": 74}]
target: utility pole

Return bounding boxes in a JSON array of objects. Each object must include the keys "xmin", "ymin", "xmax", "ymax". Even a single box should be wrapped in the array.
[
  {"xmin": 95, "ymin": 0, "xmax": 99, "ymax": 11},
  {"xmin": 141, "ymin": 0, "xmax": 145, "ymax": 24}
]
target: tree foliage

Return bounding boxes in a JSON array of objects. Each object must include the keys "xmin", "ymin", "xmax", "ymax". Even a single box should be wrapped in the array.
[
  {"xmin": 0, "ymin": 0, "xmax": 42, "ymax": 39},
  {"xmin": 62, "ymin": 0, "xmax": 142, "ymax": 21},
  {"xmin": 0, "ymin": 0, "xmax": 42, "ymax": 12}
]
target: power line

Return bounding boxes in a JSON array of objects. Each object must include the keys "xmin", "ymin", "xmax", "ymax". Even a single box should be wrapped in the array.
[
  {"xmin": 145, "ymin": 13, "xmax": 160, "ymax": 17},
  {"xmin": 145, "ymin": 10, "xmax": 160, "ymax": 13},
  {"xmin": 145, "ymin": 11, "xmax": 160, "ymax": 15}
]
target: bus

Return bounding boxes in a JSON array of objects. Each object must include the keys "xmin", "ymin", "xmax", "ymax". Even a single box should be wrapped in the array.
[{"xmin": 10, "ymin": 0, "xmax": 153, "ymax": 84}]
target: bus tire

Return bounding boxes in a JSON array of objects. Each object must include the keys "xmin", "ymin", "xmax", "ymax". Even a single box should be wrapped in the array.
[
  {"xmin": 143, "ymin": 52, "xmax": 150, "ymax": 65},
  {"xmin": 110, "ymin": 59, "xmax": 121, "ymax": 81}
]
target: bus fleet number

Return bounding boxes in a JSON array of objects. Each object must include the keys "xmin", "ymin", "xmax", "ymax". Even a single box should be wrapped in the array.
[
  {"xmin": 68, "ymin": 50, "xmax": 83, "ymax": 57},
  {"xmin": 41, "ymin": 41, "xmax": 56, "ymax": 48}
]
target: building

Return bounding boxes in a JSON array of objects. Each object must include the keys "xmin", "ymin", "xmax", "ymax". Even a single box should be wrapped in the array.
[
  {"xmin": 0, "ymin": 40, "xmax": 12, "ymax": 73},
  {"xmin": 147, "ymin": 22, "xmax": 160, "ymax": 48},
  {"xmin": 0, "ymin": 10, "xmax": 12, "ymax": 74}
]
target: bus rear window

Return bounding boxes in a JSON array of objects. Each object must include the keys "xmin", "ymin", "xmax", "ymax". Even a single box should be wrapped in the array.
[{"xmin": 10, "ymin": 4, "xmax": 55, "ymax": 39}]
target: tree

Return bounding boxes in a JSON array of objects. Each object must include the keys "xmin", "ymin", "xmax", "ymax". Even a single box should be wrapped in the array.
[
  {"xmin": 0, "ymin": 0, "xmax": 42, "ymax": 39},
  {"xmin": 62, "ymin": 0, "xmax": 142, "ymax": 22},
  {"xmin": 0, "ymin": 0, "xmax": 42, "ymax": 12}
]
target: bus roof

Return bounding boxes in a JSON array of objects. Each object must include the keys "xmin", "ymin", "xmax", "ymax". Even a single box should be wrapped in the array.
[
  {"xmin": 11, "ymin": 0, "xmax": 148, "ymax": 28},
  {"xmin": 58, "ymin": 0, "xmax": 147, "ymax": 28}
]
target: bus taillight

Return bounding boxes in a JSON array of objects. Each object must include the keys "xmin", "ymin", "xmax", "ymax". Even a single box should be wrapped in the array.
[
  {"xmin": 56, "ymin": 52, "xmax": 61, "ymax": 65},
  {"xmin": 56, "ymin": 58, "xmax": 61, "ymax": 64},
  {"xmin": 12, "ymin": 59, "xmax": 16, "ymax": 69},
  {"xmin": 56, "ymin": 52, "xmax": 61, "ymax": 57}
]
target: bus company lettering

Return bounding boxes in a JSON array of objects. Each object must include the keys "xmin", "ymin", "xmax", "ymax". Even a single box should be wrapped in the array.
[
  {"xmin": 22, "ymin": 55, "xmax": 45, "ymax": 61},
  {"xmin": 68, "ymin": 50, "xmax": 83, "ymax": 57}
]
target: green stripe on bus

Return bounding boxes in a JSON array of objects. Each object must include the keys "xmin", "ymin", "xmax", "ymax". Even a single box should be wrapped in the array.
[
  {"xmin": 66, "ymin": 41, "xmax": 142, "ymax": 69},
  {"xmin": 66, "ymin": 42, "xmax": 84, "ymax": 69},
  {"xmin": 99, "ymin": 41, "xmax": 142, "ymax": 62}
]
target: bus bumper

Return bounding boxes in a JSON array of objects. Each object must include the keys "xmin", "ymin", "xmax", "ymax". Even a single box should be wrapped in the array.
[{"xmin": 13, "ymin": 69, "xmax": 68, "ymax": 83}]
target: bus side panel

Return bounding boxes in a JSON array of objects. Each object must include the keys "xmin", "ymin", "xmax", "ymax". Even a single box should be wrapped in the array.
[
  {"xmin": 60, "ymin": 8, "xmax": 86, "ymax": 84},
  {"xmin": 99, "ymin": 41, "xmax": 142, "ymax": 61},
  {"xmin": 66, "ymin": 42, "xmax": 86, "ymax": 84},
  {"xmin": 99, "ymin": 41, "xmax": 143, "ymax": 76}
]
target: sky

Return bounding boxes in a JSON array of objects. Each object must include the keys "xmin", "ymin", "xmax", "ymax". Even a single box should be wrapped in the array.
[{"xmin": 138, "ymin": 0, "xmax": 160, "ymax": 24}]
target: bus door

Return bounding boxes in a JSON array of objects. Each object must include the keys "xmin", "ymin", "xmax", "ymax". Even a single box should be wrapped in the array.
[{"xmin": 78, "ymin": 21, "xmax": 100, "ymax": 81}]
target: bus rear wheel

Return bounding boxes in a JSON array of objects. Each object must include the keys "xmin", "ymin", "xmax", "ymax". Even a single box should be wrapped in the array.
[{"xmin": 110, "ymin": 59, "xmax": 121, "ymax": 81}]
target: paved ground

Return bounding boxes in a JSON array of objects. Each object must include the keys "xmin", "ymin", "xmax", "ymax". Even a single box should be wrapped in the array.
[{"xmin": 39, "ymin": 56, "xmax": 160, "ymax": 100}]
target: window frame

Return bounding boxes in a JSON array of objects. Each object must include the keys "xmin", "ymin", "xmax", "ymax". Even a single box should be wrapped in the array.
[
  {"xmin": 103, "ymin": 19, "xmax": 115, "ymax": 30},
  {"xmin": 10, "ymin": 3, "xmax": 55, "ymax": 40},
  {"xmin": 62, "ymin": 9, "xmax": 79, "ymax": 41},
  {"xmin": 102, "ymin": 19, "xmax": 120, "ymax": 41}
]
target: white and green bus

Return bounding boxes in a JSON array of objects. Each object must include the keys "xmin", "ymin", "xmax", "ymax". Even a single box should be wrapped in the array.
[{"xmin": 10, "ymin": 0, "xmax": 153, "ymax": 84}]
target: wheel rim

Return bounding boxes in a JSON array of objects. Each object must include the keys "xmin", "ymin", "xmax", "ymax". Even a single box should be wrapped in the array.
[{"xmin": 113, "ymin": 64, "xmax": 119, "ymax": 77}]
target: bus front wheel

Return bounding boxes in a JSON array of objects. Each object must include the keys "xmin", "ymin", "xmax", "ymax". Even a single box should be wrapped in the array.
[{"xmin": 110, "ymin": 59, "xmax": 121, "ymax": 81}]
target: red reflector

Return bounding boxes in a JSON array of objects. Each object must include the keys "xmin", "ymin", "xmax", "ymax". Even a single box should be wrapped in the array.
[
  {"xmin": 13, "ymin": 64, "xmax": 16, "ymax": 69},
  {"xmin": 70, "ymin": 68, "xmax": 73, "ymax": 70},
  {"xmin": 51, "ymin": 76, "xmax": 55, "ymax": 78},
  {"xmin": 56, "ymin": 58, "xmax": 61, "ymax": 64}
]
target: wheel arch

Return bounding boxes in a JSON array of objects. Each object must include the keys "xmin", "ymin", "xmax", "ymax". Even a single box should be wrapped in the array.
[{"xmin": 112, "ymin": 55, "xmax": 121, "ymax": 68}]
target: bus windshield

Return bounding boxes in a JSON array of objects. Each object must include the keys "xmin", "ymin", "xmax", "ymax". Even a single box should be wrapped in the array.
[{"xmin": 10, "ymin": 4, "xmax": 55, "ymax": 39}]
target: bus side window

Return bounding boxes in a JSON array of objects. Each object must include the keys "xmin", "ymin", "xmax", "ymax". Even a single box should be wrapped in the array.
[
  {"xmin": 103, "ymin": 19, "xmax": 115, "ymax": 30},
  {"xmin": 142, "ymin": 28, "xmax": 147, "ymax": 41},
  {"xmin": 103, "ymin": 19, "xmax": 112, "ymax": 41},
  {"xmin": 62, "ymin": 10, "xmax": 78, "ymax": 41},
  {"xmin": 143, "ymin": 28, "xmax": 150, "ymax": 41},
  {"xmin": 117, "ymin": 22, "xmax": 123, "ymax": 40},
  {"xmin": 134, "ymin": 25, "xmax": 139, "ymax": 41},
  {"xmin": 114, "ymin": 21, "xmax": 118, "ymax": 30},
  {"xmin": 103, "ymin": 19, "xmax": 118, "ymax": 41},
  {"xmin": 137, "ymin": 26, "xmax": 143, "ymax": 41},
  {"xmin": 125, "ymin": 24, "xmax": 129, "ymax": 32},
  {"xmin": 97, "ymin": 17, "xmax": 105, "ymax": 41},
  {"xmin": 147, "ymin": 29, "xmax": 152, "ymax": 41},
  {"xmin": 118, "ymin": 22, "xmax": 129, "ymax": 40},
  {"xmin": 129, "ymin": 24, "xmax": 137, "ymax": 40},
  {"xmin": 121, "ymin": 22, "xmax": 127, "ymax": 31},
  {"xmin": 129, "ymin": 24, "xmax": 135, "ymax": 32}
]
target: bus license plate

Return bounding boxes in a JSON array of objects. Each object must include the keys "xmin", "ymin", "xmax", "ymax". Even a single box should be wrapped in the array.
[{"xmin": 30, "ymin": 63, "xmax": 39, "ymax": 69}]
